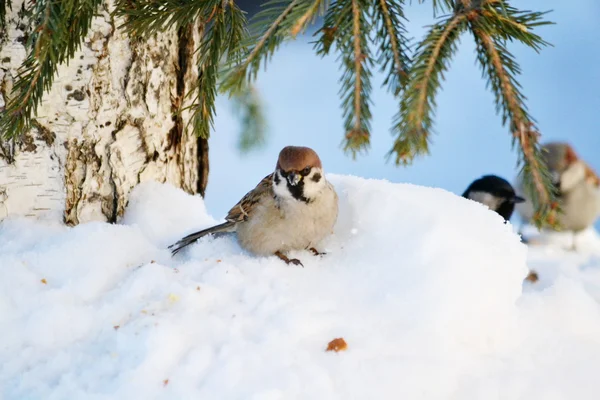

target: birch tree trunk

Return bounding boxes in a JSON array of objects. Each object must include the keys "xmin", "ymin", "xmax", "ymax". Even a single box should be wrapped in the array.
[{"xmin": 0, "ymin": 1, "xmax": 208, "ymax": 225}]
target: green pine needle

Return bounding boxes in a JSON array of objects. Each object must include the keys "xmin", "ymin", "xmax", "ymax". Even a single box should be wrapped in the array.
[
  {"xmin": 220, "ymin": 0, "xmax": 326, "ymax": 95},
  {"xmin": 0, "ymin": 0, "xmax": 558, "ymax": 226},
  {"xmin": 0, "ymin": 0, "xmax": 103, "ymax": 141},
  {"xmin": 470, "ymin": 4, "xmax": 556, "ymax": 227},
  {"xmin": 372, "ymin": 0, "xmax": 411, "ymax": 96},
  {"xmin": 114, "ymin": 0, "xmax": 215, "ymax": 36},
  {"xmin": 388, "ymin": 12, "xmax": 468, "ymax": 165},
  {"xmin": 340, "ymin": 0, "xmax": 373, "ymax": 155},
  {"xmin": 420, "ymin": 0, "xmax": 454, "ymax": 16},
  {"xmin": 188, "ymin": 1, "xmax": 249, "ymax": 139}
]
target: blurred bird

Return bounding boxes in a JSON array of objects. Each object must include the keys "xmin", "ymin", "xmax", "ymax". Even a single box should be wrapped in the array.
[
  {"xmin": 169, "ymin": 146, "xmax": 339, "ymax": 266},
  {"xmin": 462, "ymin": 175, "xmax": 525, "ymax": 221},
  {"xmin": 515, "ymin": 142, "xmax": 600, "ymax": 233}
]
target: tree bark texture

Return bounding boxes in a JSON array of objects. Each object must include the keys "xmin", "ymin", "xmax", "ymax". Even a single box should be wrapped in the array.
[{"xmin": 0, "ymin": 1, "xmax": 208, "ymax": 225}]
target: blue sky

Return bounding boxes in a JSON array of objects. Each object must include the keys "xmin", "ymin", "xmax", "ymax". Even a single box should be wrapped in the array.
[{"xmin": 205, "ymin": 0, "xmax": 600, "ymax": 227}]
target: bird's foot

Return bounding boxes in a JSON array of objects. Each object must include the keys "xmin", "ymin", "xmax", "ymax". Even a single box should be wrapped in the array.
[
  {"xmin": 308, "ymin": 247, "xmax": 326, "ymax": 257},
  {"xmin": 275, "ymin": 251, "xmax": 304, "ymax": 267}
]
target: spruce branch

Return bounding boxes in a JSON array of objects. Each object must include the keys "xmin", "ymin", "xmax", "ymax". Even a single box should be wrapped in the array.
[
  {"xmin": 478, "ymin": 1, "xmax": 552, "ymax": 52},
  {"xmin": 0, "ymin": 0, "xmax": 557, "ymax": 225},
  {"xmin": 389, "ymin": 12, "xmax": 467, "ymax": 165},
  {"xmin": 372, "ymin": 0, "xmax": 410, "ymax": 96},
  {"xmin": 471, "ymin": 18, "xmax": 556, "ymax": 227},
  {"xmin": 290, "ymin": 0, "xmax": 328, "ymax": 37},
  {"xmin": 221, "ymin": 0, "xmax": 325, "ymax": 94},
  {"xmin": 312, "ymin": 0, "xmax": 344, "ymax": 56},
  {"xmin": 420, "ymin": 0, "xmax": 454, "ymax": 16},
  {"xmin": 114, "ymin": 0, "xmax": 215, "ymax": 36},
  {"xmin": 333, "ymin": 0, "xmax": 372, "ymax": 154},
  {"xmin": 188, "ymin": 1, "xmax": 248, "ymax": 139},
  {"xmin": 0, "ymin": 0, "xmax": 102, "ymax": 141}
]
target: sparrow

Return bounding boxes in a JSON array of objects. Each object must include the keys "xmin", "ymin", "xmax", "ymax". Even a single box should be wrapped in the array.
[
  {"xmin": 515, "ymin": 142, "xmax": 600, "ymax": 232},
  {"xmin": 169, "ymin": 146, "xmax": 339, "ymax": 266},
  {"xmin": 462, "ymin": 175, "xmax": 525, "ymax": 221}
]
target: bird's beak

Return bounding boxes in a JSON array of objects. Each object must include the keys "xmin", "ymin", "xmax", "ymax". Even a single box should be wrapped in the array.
[
  {"xmin": 510, "ymin": 195, "xmax": 526, "ymax": 204},
  {"xmin": 287, "ymin": 172, "xmax": 301, "ymax": 186}
]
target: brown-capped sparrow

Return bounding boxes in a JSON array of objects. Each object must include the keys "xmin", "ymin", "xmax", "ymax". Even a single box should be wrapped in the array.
[
  {"xmin": 169, "ymin": 146, "xmax": 339, "ymax": 266},
  {"xmin": 515, "ymin": 141, "xmax": 600, "ymax": 232}
]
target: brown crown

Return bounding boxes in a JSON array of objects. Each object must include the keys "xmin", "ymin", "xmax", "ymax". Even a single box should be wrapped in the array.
[
  {"xmin": 276, "ymin": 146, "xmax": 322, "ymax": 172},
  {"xmin": 544, "ymin": 142, "xmax": 599, "ymax": 187},
  {"xmin": 564, "ymin": 143, "xmax": 579, "ymax": 165},
  {"xmin": 543, "ymin": 142, "xmax": 577, "ymax": 171}
]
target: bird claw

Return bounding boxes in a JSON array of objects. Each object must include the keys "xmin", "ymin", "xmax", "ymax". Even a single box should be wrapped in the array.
[
  {"xmin": 309, "ymin": 247, "xmax": 326, "ymax": 257},
  {"xmin": 274, "ymin": 251, "xmax": 304, "ymax": 267},
  {"xmin": 287, "ymin": 258, "xmax": 304, "ymax": 267}
]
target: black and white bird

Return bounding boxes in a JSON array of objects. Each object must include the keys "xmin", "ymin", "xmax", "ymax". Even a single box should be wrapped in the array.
[
  {"xmin": 462, "ymin": 175, "xmax": 525, "ymax": 221},
  {"xmin": 169, "ymin": 146, "xmax": 339, "ymax": 266}
]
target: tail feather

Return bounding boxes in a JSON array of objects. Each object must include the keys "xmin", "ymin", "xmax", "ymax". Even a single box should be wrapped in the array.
[{"xmin": 169, "ymin": 222, "xmax": 235, "ymax": 255}]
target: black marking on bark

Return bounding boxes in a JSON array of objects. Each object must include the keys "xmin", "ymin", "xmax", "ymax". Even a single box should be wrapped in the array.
[
  {"xmin": 197, "ymin": 137, "xmax": 209, "ymax": 197},
  {"xmin": 109, "ymin": 170, "xmax": 118, "ymax": 224},
  {"xmin": 167, "ymin": 26, "xmax": 192, "ymax": 150}
]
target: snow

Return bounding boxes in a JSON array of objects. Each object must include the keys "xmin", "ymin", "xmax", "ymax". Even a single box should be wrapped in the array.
[{"xmin": 2, "ymin": 175, "xmax": 600, "ymax": 399}]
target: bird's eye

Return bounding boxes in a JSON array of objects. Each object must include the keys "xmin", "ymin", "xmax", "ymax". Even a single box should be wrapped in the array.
[{"xmin": 301, "ymin": 167, "xmax": 311, "ymax": 176}]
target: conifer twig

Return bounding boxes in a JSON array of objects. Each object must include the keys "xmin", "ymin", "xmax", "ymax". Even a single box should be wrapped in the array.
[
  {"xmin": 220, "ymin": 0, "xmax": 300, "ymax": 93},
  {"xmin": 389, "ymin": 12, "xmax": 467, "ymax": 165},
  {"xmin": 290, "ymin": 0, "xmax": 327, "ymax": 37},
  {"xmin": 0, "ymin": 0, "xmax": 102, "ymax": 140},
  {"xmin": 472, "ymin": 26, "xmax": 556, "ymax": 226},
  {"xmin": 351, "ymin": 0, "xmax": 364, "ymax": 135},
  {"xmin": 373, "ymin": 0, "xmax": 410, "ymax": 96},
  {"xmin": 114, "ymin": 0, "xmax": 213, "ymax": 35},
  {"xmin": 334, "ymin": 0, "xmax": 372, "ymax": 154}
]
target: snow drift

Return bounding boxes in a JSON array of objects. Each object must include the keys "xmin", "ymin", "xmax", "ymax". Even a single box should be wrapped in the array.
[{"xmin": 2, "ymin": 175, "xmax": 600, "ymax": 399}]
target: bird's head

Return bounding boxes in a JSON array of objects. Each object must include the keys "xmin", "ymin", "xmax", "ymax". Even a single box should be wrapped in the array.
[
  {"xmin": 542, "ymin": 142, "xmax": 599, "ymax": 191},
  {"xmin": 462, "ymin": 175, "xmax": 525, "ymax": 221},
  {"xmin": 272, "ymin": 146, "xmax": 326, "ymax": 203}
]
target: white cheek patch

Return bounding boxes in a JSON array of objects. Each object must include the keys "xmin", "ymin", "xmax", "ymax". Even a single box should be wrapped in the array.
[
  {"xmin": 468, "ymin": 191, "xmax": 503, "ymax": 211},
  {"xmin": 272, "ymin": 168, "xmax": 327, "ymax": 202},
  {"xmin": 560, "ymin": 161, "xmax": 587, "ymax": 192},
  {"xmin": 301, "ymin": 168, "xmax": 326, "ymax": 199},
  {"xmin": 272, "ymin": 172, "xmax": 294, "ymax": 200}
]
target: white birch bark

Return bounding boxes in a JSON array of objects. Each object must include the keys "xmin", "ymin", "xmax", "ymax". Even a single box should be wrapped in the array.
[{"xmin": 0, "ymin": 0, "xmax": 207, "ymax": 225}]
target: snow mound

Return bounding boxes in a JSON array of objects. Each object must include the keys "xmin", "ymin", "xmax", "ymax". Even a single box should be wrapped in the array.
[
  {"xmin": 520, "ymin": 223, "xmax": 600, "ymax": 254},
  {"xmin": 2, "ymin": 175, "xmax": 600, "ymax": 399}
]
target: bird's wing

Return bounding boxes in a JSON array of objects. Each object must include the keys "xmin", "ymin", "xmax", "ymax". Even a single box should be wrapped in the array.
[{"xmin": 225, "ymin": 173, "xmax": 274, "ymax": 223}]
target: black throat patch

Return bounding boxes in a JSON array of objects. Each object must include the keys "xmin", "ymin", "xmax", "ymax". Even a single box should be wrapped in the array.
[
  {"xmin": 277, "ymin": 170, "xmax": 311, "ymax": 204},
  {"xmin": 496, "ymin": 201, "xmax": 515, "ymax": 222},
  {"xmin": 287, "ymin": 180, "xmax": 311, "ymax": 203}
]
